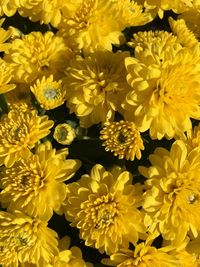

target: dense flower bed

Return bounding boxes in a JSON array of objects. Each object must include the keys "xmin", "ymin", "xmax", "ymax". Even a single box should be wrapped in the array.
[{"xmin": 0, "ymin": 1, "xmax": 200, "ymax": 266}]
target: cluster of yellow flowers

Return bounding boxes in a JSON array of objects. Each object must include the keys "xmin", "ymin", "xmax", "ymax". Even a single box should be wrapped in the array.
[{"xmin": 0, "ymin": 0, "xmax": 200, "ymax": 266}]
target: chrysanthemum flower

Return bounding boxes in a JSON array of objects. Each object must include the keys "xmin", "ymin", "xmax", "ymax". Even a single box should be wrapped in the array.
[
  {"xmin": 112, "ymin": 0, "xmax": 151, "ymax": 29},
  {"xmin": 0, "ymin": 0, "xmax": 19, "ymax": 16},
  {"xmin": 123, "ymin": 45, "xmax": 200, "ymax": 139},
  {"xmin": 100, "ymin": 120, "xmax": 144, "ymax": 161},
  {"xmin": 0, "ymin": 21, "xmax": 12, "ymax": 52},
  {"xmin": 128, "ymin": 30, "xmax": 178, "ymax": 50},
  {"xmin": 18, "ymin": 0, "xmax": 68, "ymax": 27},
  {"xmin": 102, "ymin": 236, "xmax": 178, "ymax": 267},
  {"xmin": 0, "ymin": 210, "xmax": 59, "ymax": 267},
  {"xmin": 179, "ymin": 123, "xmax": 200, "ymax": 152},
  {"xmin": 0, "ymin": 107, "xmax": 54, "ymax": 167},
  {"xmin": 5, "ymin": 83, "xmax": 32, "ymax": 111},
  {"xmin": 63, "ymin": 164, "xmax": 146, "ymax": 255},
  {"xmin": 0, "ymin": 58, "xmax": 16, "ymax": 94},
  {"xmin": 4, "ymin": 31, "xmax": 72, "ymax": 84},
  {"xmin": 169, "ymin": 17, "xmax": 199, "ymax": 48},
  {"xmin": 53, "ymin": 123, "xmax": 76, "ymax": 145},
  {"xmin": 47, "ymin": 236, "xmax": 93, "ymax": 267},
  {"xmin": 0, "ymin": 141, "xmax": 81, "ymax": 220},
  {"xmin": 64, "ymin": 50, "xmax": 131, "ymax": 128},
  {"xmin": 30, "ymin": 75, "xmax": 66, "ymax": 110},
  {"xmin": 139, "ymin": 140, "xmax": 200, "ymax": 242},
  {"xmin": 57, "ymin": 0, "xmax": 125, "ymax": 53},
  {"xmin": 139, "ymin": 0, "xmax": 193, "ymax": 19},
  {"xmin": 179, "ymin": 3, "xmax": 200, "ymax": 38}
]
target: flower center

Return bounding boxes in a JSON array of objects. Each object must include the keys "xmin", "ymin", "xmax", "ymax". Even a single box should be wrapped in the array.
[
  {"xmin": 43, "ymin": 88, "xmax": 59, "ymax": 100},
  {"xmin": 187, "ymin": 193, "xmax": 198, "ymax": 204},
  {"xmin": 56, "ymin": 127, "xmax": 69, "ymax": 141}
]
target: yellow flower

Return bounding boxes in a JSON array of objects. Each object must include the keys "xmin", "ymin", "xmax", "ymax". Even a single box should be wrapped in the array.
[
  {"xmin": 18, "ymin": 0, "xmax": 68, "ymax": 27},
  {"xmin": 64, "ymin": 50, "xmax": 131, "ymax": 128},
  {"xmin": 53, "ymin": 123, "xmax": 76, "ymax": 145},
  {"xmin": 139, "ymin": 140, "xmax": 200, "ymax": 242},
  {"xmin": 112, "ymin": 0, "xmax": 152, "ymax": 28},
  {"xmin": 5, "ymin": 83, "xmax": 33, "ymax": 111},
  {"xmin": 179, "ymin": 3, "xmax": 200, "ymax": 38},
  {"xmin": 0, "ymin": 0, "xmax": 19, "ymax": 16},
  {"xmin": 0, "ymin": 107, "xmax": 54, "ymax": 167},
  {"xmin": 57, "ymin": 0, "xmax": 125, "ymax": 53},
  {"xmin": 4, "ymin": 31, "xmax": 72, "ymax": 83},
  {"xmin": 48, "ymin": 236, "xmax": 93, "ymax": 267},
  {"xmin": 0, "ymin": 210, "xmax": 59, "ymax": 267},
  {"xmin": 102, "ymin": 236, "xmax": 178, "ymax": 267},
  {"xmin": 0, "ymin": 20, "xmax": 12, "ymax": 52},
  {"xmin": 128, "ymin": 30, "xmax": 178, "ymax": 50},
  {"xmin": 0, "ymin": 141, "xmax": 81, "ymax": 220},
  {"xmin": 140, "ymin": 0, "xmax": 193, "ymax": 19},
  {"xmin": 178, "ymin": 123, "xmax": 200, "ymax": 152},
  {"xmin": 169, "ymin": 17, "xmax": 199, "ymax": 48},
  {"xmin": 100, "ymin": 120, "xmax": 144, "ymax": 161},
  {"xmin": 0, "ymin": 58, "xmax": 16, "ymax": 94},
  {"xmin": 123, "ymin": 45, "xmax": 200, "ymax": 139},
  {"xmin": 31, "ymin": 75, "xmax": 65, "ymax": 110},
  {"xmin": 62, "ymin": 164, "xmax": 146, "ymax": 255}
]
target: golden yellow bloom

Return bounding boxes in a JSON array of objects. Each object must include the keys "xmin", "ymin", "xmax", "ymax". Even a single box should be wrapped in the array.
[
  {"xmin": 128, "ymin": 30, "xmax": 178, "ymax": 50},
  {"xmin": 0, "ymin": 141, "xmax": 81, "ymax": 220},
  {"xmin": 123, "ymin": 45, "xmax": 200, "ymax": 139},
  {"xmin": 169, "ymin": 17, "xmax": 199, "ymax": 48},
  {"xmin": 0, "ymin": 107, "xmax": 54, "ymax": 167},
  {"xmin": 63, "ymin": 164, "xmax": 146, "ymax": 255},
  {"xmin": 139, "ymin": 140, "xmax": 200, "ymax": 242},
  {"xmin": 140, "ymin": 0, "xmax": 193, "ymax": 19},
  {"xmin": 0, "ymin": 58, "xmax": 16, "ymax": 94},
  {"xmin": 31, "ymin": 75, "xmax": 65, "ymax": 110},
  {"xmin": 0, "ymin": 0, "xmax": 19, "ymax": 16},
  {"xmin": 179, "ymin": 123, "xmax": 200, "ymax": 152},
  {"xmin": 0, "ymin": 210, "xmax": 59, "ymax": 267},
  {"xmin": 64, "ymin": 51, "xmax": 131, "ymax": 128},
  {"xmin": 112, "ymin": 0, "xmax": 151, "ymax": 28},
  {"xmin": 0, "ymin": 21, "xmax": 12, "ymax": 52},
  {"xmin": 102, "ymin": 236, "xmax": 178, "ymax": 267},
  {"xmin": 4, "ymin": 31, "xmax": 72, "ymax": 84},
  {"xmin": 47, "ymin": 236, "xmax": 93, "ymax": 267},
  {"xmin": 18, "ymin": 0, "xmax": 68, "ymax": 27},
  {"xmin": 57, "ymin": 0, "xmax": 125, "ymax": 53},
  {"xmin": 179, "ymin": 2, "xmax": 200, "ymax": 38},
  {"xmin": 100, "ymin": 120, "xmax": 144, "ymax": 161},
  {"xmin": 53, "ymin": 123, "xmax": 76, "ymax": 145},
  {"xmin": 5, "ymin": 83, "xmax": 33, "ymax": 111}
]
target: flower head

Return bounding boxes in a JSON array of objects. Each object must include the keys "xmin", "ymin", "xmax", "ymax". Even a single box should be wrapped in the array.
[
  {"xmin": 4, "ymin": 31, "xmax": 72, "ymax": 83},
  {"xmin": 0, "ymin": 107, "xmax": 54, "ymax": 167},
  {"xmin": 48, "ymin": 236, "xmax": 93, "ymax": 267},
  {"xmin": 0, "ymin": 0, "xmax": 19, "ymax": 16},
  {"xmin": 140, "ymin": 0, "xmax": 193, "ymax": 19},
  {"xmin": 100, "ymin": 120, "xmax": 144, "ymax": 161},
  {"xmin": 103, "ymin": 236, "xmax": 179, "ymax": 267},
  {"xmin": 123, "ymin": 45, "xmax": 200, "ymax": 139},
  {"xmin": 0, "ymin": 141, "xmax": 81, "ymax": 220},
  {"xmin": 0, "ymin": 210, "xmax": 59, "ymax": 267},
  {"xmin": 57, "ymin": 0, "xmax": 125, "ymax": 53},
  {"xmin": 0, "ymin": 58, "xmax": 16, "ymax": 94},
  {"xmin": 139, "ymin": 140, "xmax": 200, "ymax": 242},
  {"xmin": 63, "ymin": 164, "xmax": 146, "ymax": 255},
  {"xmin": 179, "ymin": 3, "xmax": 200, "ymax": 38},
  {"xmin": 64, "ymin": 50, "xmax": 130, "ymax": 127},
  {"xmin": 169, "ymin": 17, "xmax": 199, "ymax": 48},
  {"xmin": 18, "ymin": 0, "xmax": 68, "ymax": 27},
  {"xmin": 31, "ymin": 75, "xmax": 66, "ymax": 110},
  {"xmin": 53, "ymin": 123, "xmax": 76, "ymax": 145}
]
